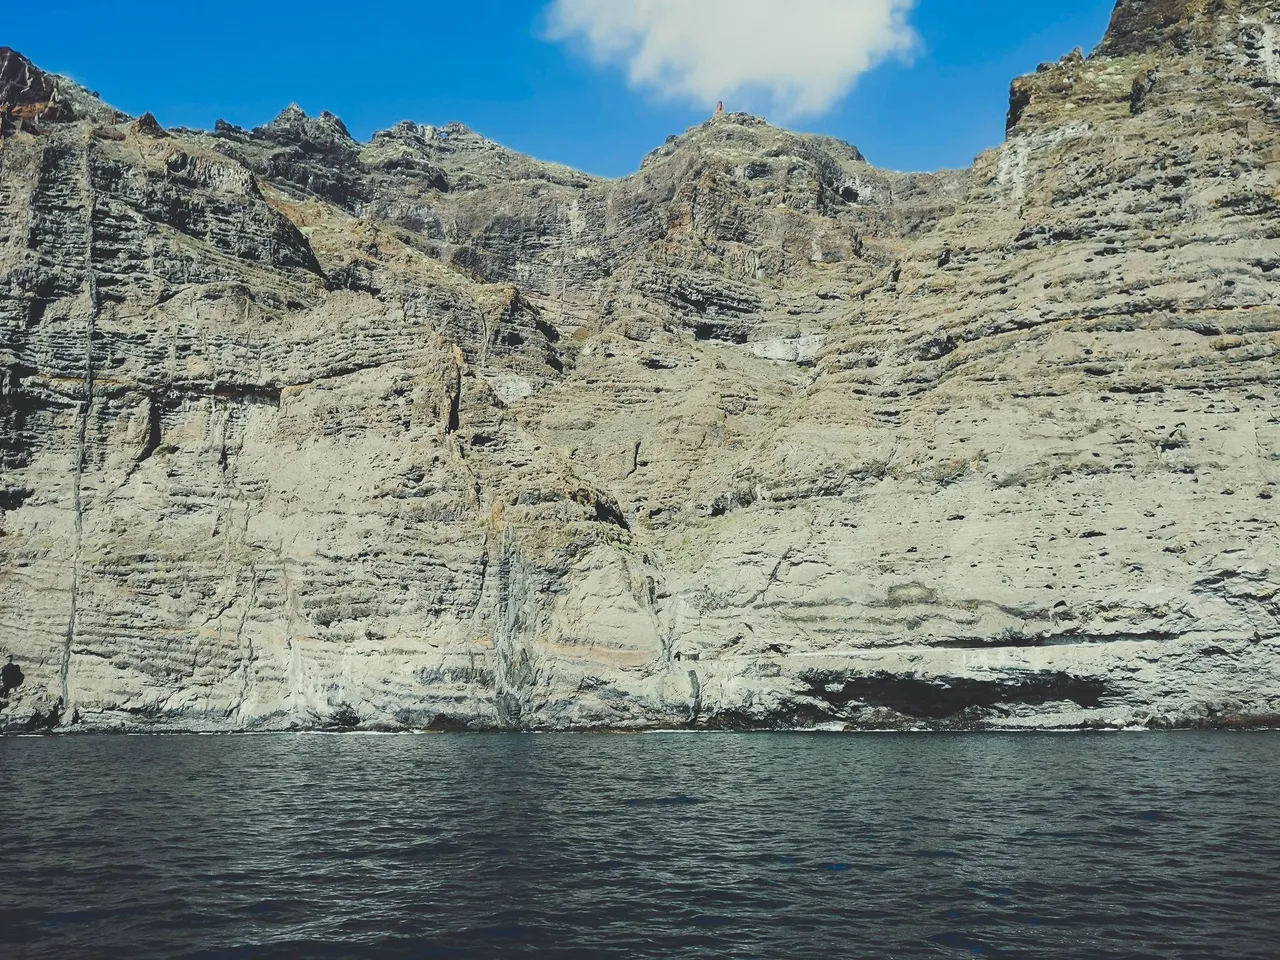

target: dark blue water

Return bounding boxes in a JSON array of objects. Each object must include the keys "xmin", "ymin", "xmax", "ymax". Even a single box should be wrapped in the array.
[{"xmin": 1, "ymin": 733, "xmax": 1277, "ymax": 959}]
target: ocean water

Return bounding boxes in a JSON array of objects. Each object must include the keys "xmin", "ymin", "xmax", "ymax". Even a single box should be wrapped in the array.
[{"xmin": 0, "ymin": 733, "xmax": 1277, "ymax": 959}]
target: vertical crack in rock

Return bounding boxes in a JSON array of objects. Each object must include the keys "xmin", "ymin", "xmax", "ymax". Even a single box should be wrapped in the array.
[
  {"xmin": 445, "ymin": 343, "xmax": 463, "ymax": 435},
  {"xmin": 234, "ymin": 565, "xmax": 259, "ymax": 728},
  {"xmin": 275, "ymin": 544, "xmax": 304, "ymax": 723},
  {"xmin": 470, "ymin": 535, "xmax": 491, "ymax": 623},
  {"xmin": 660, "ymin": 623, "xmax": 676, "ymax": 667},
  {"xmin": 493, "ymin": 526, "xmax": 538, "ymax": 727},
  {"xmin": 135, "ymin": 395, "xmax": 162, "ymax": 463},
  {"xmin": 61, "ymin": 135, "xmax": 97, "ymax": 711}
]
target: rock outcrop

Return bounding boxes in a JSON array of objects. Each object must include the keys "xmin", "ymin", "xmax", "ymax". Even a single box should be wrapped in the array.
[{"xmin": 3, "ymin": 1, "xmax": 1279, "ymax": 733}]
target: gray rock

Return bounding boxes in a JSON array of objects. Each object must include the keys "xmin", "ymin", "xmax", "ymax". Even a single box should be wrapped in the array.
[{"xmin": 2, "ymin": 3, "xmax": 1279, "ymax": 733}]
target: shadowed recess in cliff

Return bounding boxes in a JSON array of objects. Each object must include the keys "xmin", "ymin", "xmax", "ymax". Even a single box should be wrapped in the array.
[{"xmin": 802, "ymin": 672, "xmax": 1111, "ymax": 721}]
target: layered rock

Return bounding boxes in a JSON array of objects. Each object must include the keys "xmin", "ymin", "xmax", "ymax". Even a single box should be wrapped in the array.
[{"xmin": 2, "ymin": 1, "xmax": 1279, "ymax": 733}]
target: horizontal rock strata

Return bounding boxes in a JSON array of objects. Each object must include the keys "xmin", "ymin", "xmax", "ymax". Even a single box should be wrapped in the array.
[{"xmin": 2, "ymin": 1, "xmax": 1279, "ymax": 733}]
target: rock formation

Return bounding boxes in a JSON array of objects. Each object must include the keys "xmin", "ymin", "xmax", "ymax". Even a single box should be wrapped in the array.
[{"xmin": 2, "ymin": 0, "xmax": 1279, "ymax": 733}]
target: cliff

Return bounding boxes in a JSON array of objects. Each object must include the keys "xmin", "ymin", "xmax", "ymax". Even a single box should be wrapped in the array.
[{"xmin": 2, "ymin": 0, "xmax": 1279, "ymax": 733}]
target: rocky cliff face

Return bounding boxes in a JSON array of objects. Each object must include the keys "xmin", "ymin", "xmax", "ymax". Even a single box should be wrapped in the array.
[{"xmin": 2, "ymin": 0, "xmax": 1279, "ymax": 733}]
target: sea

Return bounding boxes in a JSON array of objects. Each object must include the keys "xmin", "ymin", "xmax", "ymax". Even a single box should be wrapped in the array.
[{"xmin": 0, "ymin": 732, "xmax": 1277, "ymax": 959}]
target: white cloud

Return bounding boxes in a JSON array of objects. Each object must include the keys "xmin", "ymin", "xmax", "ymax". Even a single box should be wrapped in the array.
[{"xmin": 545, "ymin": 0, "xmax": 917, "ymax": 118}]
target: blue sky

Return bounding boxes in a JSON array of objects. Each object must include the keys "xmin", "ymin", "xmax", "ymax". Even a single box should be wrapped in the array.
[{"xmin": 8, "ymin": 1, "xmax": 1118, "ymax": 176}]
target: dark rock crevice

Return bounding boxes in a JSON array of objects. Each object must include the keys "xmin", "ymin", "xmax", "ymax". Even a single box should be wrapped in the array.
[{"xmin": 803, "ymin": 670, "xmax": 1110, "ymax": 720}]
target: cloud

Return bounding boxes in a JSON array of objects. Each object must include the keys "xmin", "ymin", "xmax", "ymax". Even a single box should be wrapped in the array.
[{"xmin": 545, "ymin": 0, "xmax": 917, "ymax": 118}]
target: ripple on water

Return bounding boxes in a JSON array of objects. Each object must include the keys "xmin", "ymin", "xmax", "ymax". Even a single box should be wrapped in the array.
[{"xmin": 0, "ymin": 732, "xmax": 1278, "ymax": 960}]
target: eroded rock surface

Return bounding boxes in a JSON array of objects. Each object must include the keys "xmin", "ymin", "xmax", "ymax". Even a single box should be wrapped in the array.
[{"xmin": 3, "ymin": 1, "xmax": 1279, "ymax": 733}]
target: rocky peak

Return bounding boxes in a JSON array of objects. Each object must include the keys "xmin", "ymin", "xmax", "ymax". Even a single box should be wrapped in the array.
[
  {"xmin": 1095, "ymin": 0, "xmax": 1275, "ymax": 57},
  {"xmin": 132, "ymin": 111, "xmax": 166, "ymax": 138},
  {"xmin": 0, "ymin": 46, "xmax": 72, "ymax": 123},
  {"xmin": 371, "ymin": 119, "xmax": 473, "ymax": 144},
  {"xmin": 637, "ymin": 114, "xmax": 873, "ymax": 219},
  {"xmin": 273, "ymin": 102, "xmax": 308, "ymax": 124},
  {"xmin": 1009, "ymin": 0, "xmax": 1280, "ymax": 136},
  {"xmin": 364, "ymin": 120, "xmax": 595, "ymax": 192},
  {"xmin": 642, "ymin": 113, "xmax": 864, "ymax": 173},
  {"xmin": 254, "ymin": 103, "xmax": 355, "ymax": 148},
  {"xmin": 370, "ymin": 119, "xmax": 439, "ymax": 148},
  {"xmin": 1096, "ymin": 0, "xmax": 1194, "ymax": 56},
  {"xmin": 317, "ymin": 110, "xmax": 351, "ymax": 138}
]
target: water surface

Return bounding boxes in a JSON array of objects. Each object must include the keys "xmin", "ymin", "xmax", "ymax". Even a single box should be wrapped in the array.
[{"xmin": 1, "ymin": 732, "xmax": 1277, "ymax": 958}]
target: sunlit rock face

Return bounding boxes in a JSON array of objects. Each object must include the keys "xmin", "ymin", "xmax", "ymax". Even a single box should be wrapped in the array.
[{"xmin": 2, "ymin": 0, "xmax": 1279, "ymax": 733}]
